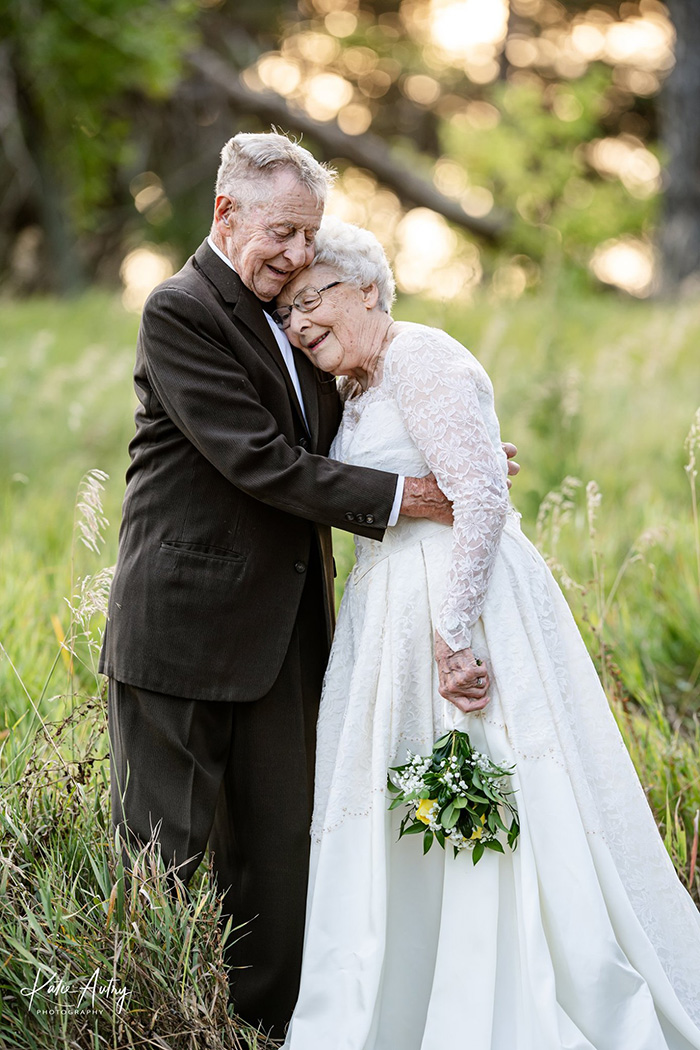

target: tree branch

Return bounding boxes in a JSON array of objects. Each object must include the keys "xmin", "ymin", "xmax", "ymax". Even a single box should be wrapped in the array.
[{"xmin": 188, "ymin": 48, "xmax": 509, "ymax": 244}]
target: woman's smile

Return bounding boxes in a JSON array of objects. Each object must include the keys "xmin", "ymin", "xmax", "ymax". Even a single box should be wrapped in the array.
[{"xmin": 305, "ymin": 330, "xmax": 330, "ymax": 352}]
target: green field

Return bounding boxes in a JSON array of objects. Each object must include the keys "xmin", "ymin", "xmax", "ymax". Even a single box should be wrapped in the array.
[
  {"xmin": 4, "ymin": 288, "xmax": 699, "ymax": 715},
  {"xmin": 1, "ymin": 288, "xmax": 699, "ymax": 1047}
]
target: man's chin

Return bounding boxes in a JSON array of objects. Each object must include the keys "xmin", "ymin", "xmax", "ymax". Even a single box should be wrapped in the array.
[{"xmin": 255, "ymin": 272, "xmax": 291, "ymax": 301}]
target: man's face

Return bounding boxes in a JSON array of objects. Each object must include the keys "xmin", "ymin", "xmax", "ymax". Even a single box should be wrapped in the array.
[{"xmin": 214, "ymin": 169, "xmax": 323, "ymax": 301}]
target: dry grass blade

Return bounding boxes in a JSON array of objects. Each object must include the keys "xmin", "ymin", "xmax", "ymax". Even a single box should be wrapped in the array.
[{"xmin": 75, "ymin": 469, "xmax": 110, "ymax": 555}]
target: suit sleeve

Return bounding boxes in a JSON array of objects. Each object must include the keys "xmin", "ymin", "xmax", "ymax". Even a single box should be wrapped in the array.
[{"xmin": 139, "ymin": 285, "xmax": 399, "ymax": 537}]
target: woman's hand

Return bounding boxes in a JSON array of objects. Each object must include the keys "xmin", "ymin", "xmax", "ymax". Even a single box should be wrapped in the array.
[{"xmin": 434, "ymin": 632, "xmax": 490, "ymax": 713}]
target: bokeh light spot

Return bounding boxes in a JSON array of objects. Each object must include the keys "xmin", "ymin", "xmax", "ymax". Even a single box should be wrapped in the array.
[
  {"xmin": 590, "ymin": 237, "xmax": 655, "ymax": 297},
  {"xmin": 121, "ymin": 246, "xmax": 175, "ymax": 313}
]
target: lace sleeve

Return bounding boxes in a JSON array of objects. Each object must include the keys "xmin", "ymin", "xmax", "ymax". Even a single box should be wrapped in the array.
[{"xmin": 386, "ymin": 327, "xmax": 510, "ymax": 651}]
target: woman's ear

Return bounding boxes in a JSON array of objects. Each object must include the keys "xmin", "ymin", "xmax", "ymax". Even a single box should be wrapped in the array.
[{"xmin": 360, "ymin": 282, "xmax": 380, "ymax": 309}]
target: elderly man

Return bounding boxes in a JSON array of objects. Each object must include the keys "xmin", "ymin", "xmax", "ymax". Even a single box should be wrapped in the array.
[{"xmin": 100, "ymin": 132, "xmax": 506, "ymax": 1036}]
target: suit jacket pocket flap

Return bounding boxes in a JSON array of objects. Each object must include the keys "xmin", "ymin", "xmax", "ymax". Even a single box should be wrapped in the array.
[{"xmin": 160, "ymin": 540, "xmax": 246, "ymax": 565}]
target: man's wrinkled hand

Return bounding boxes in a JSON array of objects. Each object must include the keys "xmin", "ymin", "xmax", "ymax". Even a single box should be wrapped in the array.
[
  {"xmin": 434, "ymin": 631, "xmax": 490, "ymax": 713},
  {"xmin": 400, "ymin": 474, "xmax": 453, "ymax": 526},
  {"xmin": 503, "ymin": 442, "xmax": 520, "ymax": 489}
]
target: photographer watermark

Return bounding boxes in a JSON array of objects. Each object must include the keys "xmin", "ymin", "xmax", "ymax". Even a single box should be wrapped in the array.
[{"xmin": 21, "ymin": 966, "xmax": 131, "ymax": 1015}]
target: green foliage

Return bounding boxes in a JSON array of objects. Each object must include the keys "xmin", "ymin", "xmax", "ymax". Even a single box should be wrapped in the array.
[
  {"xmin": 5, "ymin": 0, "xmax": 200, "ymax": 231},
  {"xmin": 441, "ymin": 68, "xmax": 657, "ymax": 280}
]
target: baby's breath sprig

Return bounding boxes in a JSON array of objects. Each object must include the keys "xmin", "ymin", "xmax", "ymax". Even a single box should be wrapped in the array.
[{"xmin": 388, "ymin": 730, "xmax": 520, "ymax": 864}]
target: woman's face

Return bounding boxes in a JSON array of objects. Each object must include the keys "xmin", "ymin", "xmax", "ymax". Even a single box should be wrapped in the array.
[{"xmin": 278, "ymin": 264, "xmax": 379, "ymax": 376}]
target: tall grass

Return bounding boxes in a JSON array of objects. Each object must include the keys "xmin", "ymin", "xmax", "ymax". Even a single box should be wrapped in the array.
[
  {"xmin": 1, "ymin": 718, "xmax": 273, "ymax": 1048},
  {"xmin": 1, "ymin": 476, "xmax": 279, "ymax": 1049},
  {"xmin": 532, "ymin": 459, "xmax": 700, "ymax": 902},
  {"xmin": 1, "ymin": 288, "xmax": 699, "ymax": 1044},
  {"xmin": 1, "ymin": 294, "xmax": 136, "ymax": 717}
]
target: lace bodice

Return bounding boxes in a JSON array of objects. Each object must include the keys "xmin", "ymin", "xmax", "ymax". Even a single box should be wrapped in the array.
[{"xmin": 331, "ymin": 322, "xmax": 511, "ymax": 650}]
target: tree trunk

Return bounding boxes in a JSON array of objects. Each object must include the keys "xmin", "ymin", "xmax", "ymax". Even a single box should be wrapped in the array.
[
  {"xmin": 10, "ymin": 60, "xmax": 84, "ymax": 294},
  {"xmin": 658, "ymin": 0, "xmax": 700, "ymax": 294}
]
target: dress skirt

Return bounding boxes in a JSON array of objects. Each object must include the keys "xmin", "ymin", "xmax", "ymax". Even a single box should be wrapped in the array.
[{"xmin": 283, "ymin": 513, "xmax": 700, "ymax": 1050}]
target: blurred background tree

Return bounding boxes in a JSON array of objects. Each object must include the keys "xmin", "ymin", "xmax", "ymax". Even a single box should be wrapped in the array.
[
  {"xmin": 1, "ymin": 0, "xmax": 200, "ymax": 292},
  {"xmin": 0, "ymin": 0, "xmax": 697, "ymax": 300}
]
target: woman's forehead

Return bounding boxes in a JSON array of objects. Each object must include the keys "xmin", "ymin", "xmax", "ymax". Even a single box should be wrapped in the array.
[{"xmin": 280, "ymin": 263, "xmax": 339, "ymax": 302}]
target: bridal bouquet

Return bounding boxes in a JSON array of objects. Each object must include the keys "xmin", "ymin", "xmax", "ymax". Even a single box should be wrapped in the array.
[{"xmin": 387, "ymin": 730, "xmax": 520, "ymax": 863}]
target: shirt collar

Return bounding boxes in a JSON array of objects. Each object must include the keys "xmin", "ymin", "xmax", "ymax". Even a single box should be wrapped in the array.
[
  {"xmin": 206, "ymin": 236, "xmax": 278, "ymax": 316},
  {"xmin": 207, "ymin": 235, "xmax": 235, "ymax": 271}
]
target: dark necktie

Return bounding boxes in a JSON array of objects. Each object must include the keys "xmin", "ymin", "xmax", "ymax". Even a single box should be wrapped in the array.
[{"xmin": 257, "ymin": 298, "xmax": 275, "ymax": 317}]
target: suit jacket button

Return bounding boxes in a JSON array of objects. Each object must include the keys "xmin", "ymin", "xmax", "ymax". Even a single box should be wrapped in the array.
[
  {"xmin": 365, "ymin": 514, "xmax": 374, "ymax": 524},
  {"xmin": 295, "ymin": 561, "xmax": 307, "ymax": 573},
  {"xmin": 299, "ymin": 436, "xmax": 309, "ymax": 449},
  {"xmin": 355, "ymin": 513, "xmax": 365, "ymax": 523},
  {"xmin": 344, "ymin": 512, "xmax": 355, "ymax": 521}
]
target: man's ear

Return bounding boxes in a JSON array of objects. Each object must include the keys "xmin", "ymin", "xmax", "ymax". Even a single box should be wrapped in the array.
[
  {"xmin": 360, "ymin": 282, "xmax": 380, "ymax": 309},
  {"xmin": 214, "ymin": 194, "xmax": 237, "ymax": 228}
]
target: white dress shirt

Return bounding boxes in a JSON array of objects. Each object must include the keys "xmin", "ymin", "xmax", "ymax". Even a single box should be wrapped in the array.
[{"xmin": 205, "ymin": 236, "xmax": 403, "ymax": 525}]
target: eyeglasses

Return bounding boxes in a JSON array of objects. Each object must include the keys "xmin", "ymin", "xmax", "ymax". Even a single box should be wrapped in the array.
[{"xmin": 271, "ymin": 281, "xmax": 342, "ymax": 330}]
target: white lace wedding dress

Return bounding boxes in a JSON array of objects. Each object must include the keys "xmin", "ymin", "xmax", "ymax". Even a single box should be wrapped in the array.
[{"xmin": 283, "ymin": 322, "xmax": 700, "ymax": 1050}]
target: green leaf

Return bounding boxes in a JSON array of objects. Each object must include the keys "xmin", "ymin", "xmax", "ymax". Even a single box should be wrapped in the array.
[
  {"xmin": 423, "ymin": 830, "xmax": 434, "ymax": 854},
  {"xmin": 403, "ymin": 821, "xmax": 425, "ymax": 836},
  {"xmin": 488, "ymin": 810, "xmax": 508, "ymax": 833},
  {"xmin": 441, "ymin": 805, "xmax": 459, "ymax": 831},
  {"xmin": 472, "ymin": 842, "xmax": 485, "ymax": 865}
]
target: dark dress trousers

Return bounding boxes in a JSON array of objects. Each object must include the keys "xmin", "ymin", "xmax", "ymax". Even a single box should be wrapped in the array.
[{"xmin": 99, "ymin": 240, "xmax": 399, "ymax": 1035}]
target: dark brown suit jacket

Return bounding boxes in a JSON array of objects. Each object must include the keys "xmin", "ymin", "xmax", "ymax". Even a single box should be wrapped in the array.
[{"xmin": 99, "ymin": 240, "xmax": 398, "ymax": 702}]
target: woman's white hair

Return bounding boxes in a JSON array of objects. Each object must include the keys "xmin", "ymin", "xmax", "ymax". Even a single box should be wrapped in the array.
[
  {"xmin": 313, "ymin": 217, "xmax": 396, "ymax": 313},
  {"xmin": 215, "ymin": 131, "xmax": 335, "ymax": 207}
]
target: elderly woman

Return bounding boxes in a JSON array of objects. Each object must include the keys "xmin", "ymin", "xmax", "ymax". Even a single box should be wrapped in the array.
[{"xmin": 275, "ymin": 219, "xmax": 700, "ymax": 1050}]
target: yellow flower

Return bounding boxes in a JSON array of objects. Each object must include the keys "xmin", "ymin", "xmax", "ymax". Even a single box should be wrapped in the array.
[
  {"xmin": 416, "ymin": 798, "xmax": 437, "ymax": 825},
  {"xmin": 471, "ymin": 814, "xmax": 487, "ymax": 840}
]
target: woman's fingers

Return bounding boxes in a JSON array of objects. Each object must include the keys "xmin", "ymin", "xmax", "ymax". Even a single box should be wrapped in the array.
[
  {"xmin": 439, "ymin": 666, "xmax": 489, "ymax": 696},
  {"xmin": 448, "ymin": 693, "xmax": 491, "ymax": 713},
  {"xmin": 434, "ymin": 633, "xmax": 491, "ymax": 709}
]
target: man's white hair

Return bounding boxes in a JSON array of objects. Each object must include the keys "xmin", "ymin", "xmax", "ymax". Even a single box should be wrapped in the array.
[
  {"xmin": 215, "ymin": 131, "xmax": 335, "ymax": 207},
  {"xmin": 313, "ymin": 217, "xmax": 396, "ymax": 313}
]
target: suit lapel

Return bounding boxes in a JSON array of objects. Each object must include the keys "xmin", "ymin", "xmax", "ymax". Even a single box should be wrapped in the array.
[{"xmin": 193, "ymin": 240, "xmax": 311, "ymax": 438}]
